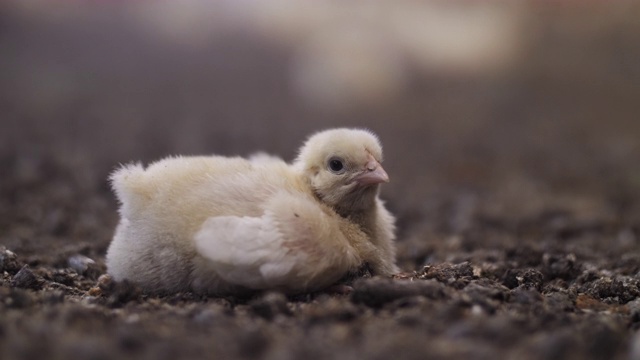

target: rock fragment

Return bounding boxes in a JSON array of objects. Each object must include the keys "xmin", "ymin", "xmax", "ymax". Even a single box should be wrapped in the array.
[
  {"xmin": 10, "ymin": 265, "xmax": 42, "ymax": 290},
  {"xmin": 0, "ymin": 246, "xmax": 22, "ymax": 273},
  {"xmin": 68, "ymin": 254, "xmax": 102, "ymax": 279}
]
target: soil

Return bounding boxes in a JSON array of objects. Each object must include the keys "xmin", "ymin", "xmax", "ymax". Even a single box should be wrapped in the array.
[{"xmin": 2, "ymin": 3, "xmax": 640, "ymax": 360}]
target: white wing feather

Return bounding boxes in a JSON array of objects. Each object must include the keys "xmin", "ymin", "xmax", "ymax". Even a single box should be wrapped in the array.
[{"xmin": 194, "ymin": 214, "xmax": 307, "ymax": 289}]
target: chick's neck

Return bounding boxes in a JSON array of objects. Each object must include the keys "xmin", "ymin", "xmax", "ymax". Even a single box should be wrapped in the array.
[{"xmin": 334, "ymin": 185, "xmax": 379, "ymax": 230}]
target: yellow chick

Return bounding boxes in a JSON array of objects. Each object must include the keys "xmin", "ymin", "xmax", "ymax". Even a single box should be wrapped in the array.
[{"xmin": 106, "ymin": 128, "xmax": 398, "ymax": 295}]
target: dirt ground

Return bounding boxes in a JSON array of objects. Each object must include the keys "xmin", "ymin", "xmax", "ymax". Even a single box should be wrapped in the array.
[{"xmin": 2, "ymin": 2, "xmax": 640, "ymax": 360}]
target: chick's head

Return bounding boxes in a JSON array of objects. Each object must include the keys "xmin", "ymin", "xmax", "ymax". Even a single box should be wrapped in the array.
[{"xmin": 294, "ymin": 128, "xmax": 389, "ymax": 215}]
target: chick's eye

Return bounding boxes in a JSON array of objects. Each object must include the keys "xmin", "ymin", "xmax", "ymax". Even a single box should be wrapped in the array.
[{"xmin": 328, "ymin": 158, "xmax": 344, "ymax": 173}]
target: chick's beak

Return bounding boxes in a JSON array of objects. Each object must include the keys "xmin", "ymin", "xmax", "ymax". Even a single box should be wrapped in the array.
[{"xmin": 355, "ymin": 154, "xmax": 389, "ymax": 185}]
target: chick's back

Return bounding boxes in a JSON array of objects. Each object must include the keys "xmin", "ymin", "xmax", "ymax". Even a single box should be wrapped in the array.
[
  {"xmin": 115, "ymin": 156, "xmax": 305, "ymax": 223},
  {"xmin": 107, "ymin": 155, "xmax": 310, "ymax": 294}
]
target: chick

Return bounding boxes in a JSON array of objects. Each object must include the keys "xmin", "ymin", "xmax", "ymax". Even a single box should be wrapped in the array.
[{"xmin": 106, "ymin": 128, "xmax": 398, "ymax": 295}]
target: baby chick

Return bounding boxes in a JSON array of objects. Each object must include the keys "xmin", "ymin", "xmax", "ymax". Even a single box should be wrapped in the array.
[{"xmin": 106, "ymin": 128, "xmax": 398, "ymax": 295}]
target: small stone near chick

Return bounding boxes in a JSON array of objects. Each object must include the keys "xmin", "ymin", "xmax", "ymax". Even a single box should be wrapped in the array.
[{"xmin": 106, "ymin": 128, "xmax": 399, "ymax": 295}]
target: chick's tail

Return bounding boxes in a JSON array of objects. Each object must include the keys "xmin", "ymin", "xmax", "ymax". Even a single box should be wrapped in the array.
[{"xmin": 110, "ymin": 163, "xmax": 152, "ymax": 218}]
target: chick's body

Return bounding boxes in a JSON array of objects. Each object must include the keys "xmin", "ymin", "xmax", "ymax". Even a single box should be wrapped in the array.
[{"xmin": 106, "ymin": 129, "xmax": 398, "ymax": 295}]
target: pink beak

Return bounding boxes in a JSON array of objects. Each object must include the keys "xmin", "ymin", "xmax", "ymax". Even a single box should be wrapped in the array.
[{"xmin": 355, "ymin": 154, "xmax": 389, "ymax": 185}]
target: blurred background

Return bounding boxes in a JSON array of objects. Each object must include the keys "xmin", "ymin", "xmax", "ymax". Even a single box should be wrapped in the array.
[{"xmin": 2, "ymin": 0, "xmax": 640, "ymax": 269}]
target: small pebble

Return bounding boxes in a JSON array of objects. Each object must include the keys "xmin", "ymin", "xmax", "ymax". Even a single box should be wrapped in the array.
[
  {"xmin": 11, "ymin": 265, "xmax": 42, "ymax": 290},
  {"xmin": 97, "ymin": 274, "xmax": 115, "ymax": 292},
  {"xmin": 68, "ymin": 255, "xmax": 101, "ymax": 279},
  {"xmin": 87, "ymin": 287, "xmax": 102, "ymax": 297},
  {"xmin": 68, "ymin": 255, "xmax": 94, "ymax": 272},
  {"xmin": 0, "ymin": 246, "xmax": 22, "ymax": 273},
  {"xmin": 52, "ymin": 269, "xmax": 77, "ymax": 286}
]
